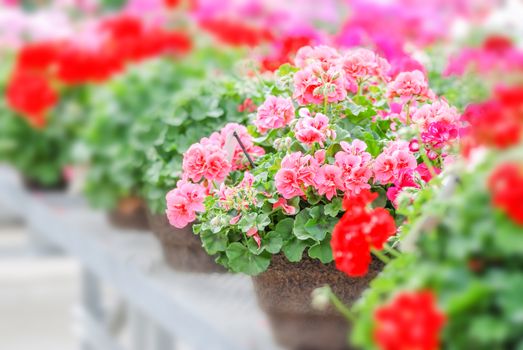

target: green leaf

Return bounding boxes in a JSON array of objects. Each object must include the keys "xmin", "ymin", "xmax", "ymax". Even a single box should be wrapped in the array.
[
  {"xmin": 275, "ymin": 218, "xmax": 294, "ymax": 240},
  {"xmin": 256, "ymin": 213, "xmax": 271, "ymax": 231},
  {"xmin": 263, "ymin": 231, "xmax": 284, "ymax": 254},
  {"xmin": 238, "ymin": 212, "xmax": 257, "ymax": 232},
  {"xmin": 293, "ymin": 209, "xmax": 311, "ymax": 240},
  {"xmin": 226, "ymin": 243, "xmax": 271, "ymax": 275},
  {"xmin": 282, "ymin": 238, "xmax": 308, "ymax": 262},
  {"xmin": 200, "ymin": 229, "xmax": 228, "ymax": 255},
  {"xmin": 324, "ymin": 197, "xmax": 343, "ymax": 217},
  {"xmin": 308, "ymin": 239, "xmax": 333, "ymax": 263}
]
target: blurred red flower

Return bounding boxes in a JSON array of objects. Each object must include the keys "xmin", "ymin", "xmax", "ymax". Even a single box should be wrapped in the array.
[
  {"xmin": 6, "ymin": 69, "xmax": 58, "ymax": 128},
  {"xmin": 488, "ymin": 162, "xmax": 523, "ymax": 226},
  {"xmin": 199, "ymin": 18, "xmax": 272, "ymax": 47},
  {"xmin": 373, "ymin": 291, "xmax": 446, "ymax": 350},
  {"xmin": 462, "ymin": 86, "xmax": 523, "ymax": 152},
  {"xmin": 16, "ymin": 41, "xmax": 60, "ymax": 73},
  {"xmin": 331, "ymin": 189, "xmax": 396, "ymax": 277},
  {"xmin": 261, "ymin": 35, "xmax": 314, "ymax": 72}
]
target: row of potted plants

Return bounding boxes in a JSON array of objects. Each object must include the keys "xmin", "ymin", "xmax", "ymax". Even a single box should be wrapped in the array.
[{"xmin": 1, "ymin": 2, "xmax": 522, "ymax": 349}]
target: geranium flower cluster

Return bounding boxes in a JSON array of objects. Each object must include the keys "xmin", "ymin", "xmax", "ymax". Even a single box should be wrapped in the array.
[
  {"xmin": 461, "ymin": 85, "xmax": 523, "ymax": 154},
  {"xmin": 5, "ymin": 14, "xmax": 191, "ymax": 127},
  {"xmin": 445, "ymin": 35, "xmax": 523, "ymax": 77},
  {"xmin": 167, "ymin": 123, "xmax": 264, "ymax": 229},
  {"xmin": 373, "ymin": 291, "xmax": 446, "ymax": 350},
  {"xmin": 488, "ymin": 162, "xmax": 523, "ymax": 226},
  {"xmin": 164, "ymin": 45, "xmax": 462, "ymax": 276},
  {"xmin": 331, "ymin": 190, "xmax": 397, "ymax": 277}
]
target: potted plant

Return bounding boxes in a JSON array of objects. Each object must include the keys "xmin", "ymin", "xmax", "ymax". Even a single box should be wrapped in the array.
[
  {"xmin": 79, "ymin": 57, "xmax": 189, "ymax": 230},
  {"xmin": 165, "ymin": 45, "xmax": 460, "ymax": 349},
  {"xmin": 135, "ymin": 64, "xmax": 264, "ymax": 271},
  {"xmin": 0, "ymin": 44, "xmax": 94, "ymax": 191},
  {"xmin": 329, "ymin": 85, "xmax": 523, "ymax": 350}
]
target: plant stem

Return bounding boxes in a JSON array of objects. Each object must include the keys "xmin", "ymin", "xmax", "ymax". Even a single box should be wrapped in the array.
[
  {"xmin": 405, "ymin": 100, "xmax": 412, "ymax": 125},
  {"xmin": 326, "ymin": 287, "xmax": 356, "ymax": 321},
  {"xmin": 416, "ymin": 130, "xmax": 437, "ymax": 178},
  {"xmin": 371, "ymin": 248, "xmax": 391, "ymax": 264},
  {"xmin": 383, "ymin": 243, "xmax": 401, "ymax": 258}
]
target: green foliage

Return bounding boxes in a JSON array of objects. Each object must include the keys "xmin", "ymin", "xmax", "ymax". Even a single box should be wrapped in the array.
[
  {"xmin": 351, "ymin": 149, "xmax": 523, "ymax": 349},
  {"xmin": 137, "ymin": 70, "xmax": 262, "ymax": 213}
]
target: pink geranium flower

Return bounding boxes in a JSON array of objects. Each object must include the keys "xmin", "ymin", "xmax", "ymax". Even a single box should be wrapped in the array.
[
  {"xmin": 295, "ymin": 111, "xmax": 332, "ymax": 146},
  {"xmin": 273, "ymin": 197, "xmax": 297, "ymax": 215},
  {"xmin": 412, "ymin": 100, "xmax": 460, "ymax": 133},
  {"xmin": 182, "ymin": 143, "xmax": 208, "ymax": 182},
  {"xmin": 387, "ymin": 70, "xmax": 433, "ymax": 101},
  {"xmin": 341, "ymin": 48, "xmax": 391, "ymax": 86},
  {"xmin": 275, "ymin": 168, "xmax": 304, "ymax": 199},
  {"xmin": 374, "ymin": 141, "xmax": 417, "ymax": 185},
  {"xmin": 204, "ymin": 145, "xmax": 231, "ymax": 182},
  {"xmin": 293, "ymin": 63, "xmax": 346, "ymax": 105},
  {"xmin": 294, "ymin": 45, "xmax": 340, "ymax": 70},
  {"xmin": 254, "ymin": 95, "xmax": 295, "ymax": 134},
  {"xmin": 165, "ymin": 180, "xmax": 206, "ymax": 228},
  {"xmin": 314, "ymin": 164, "xmax": 343, "ymax": 200}
]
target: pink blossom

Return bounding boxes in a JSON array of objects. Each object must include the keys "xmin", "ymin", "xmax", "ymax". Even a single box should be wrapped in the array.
[
  {"xmin": 314, "ymin": 164, "xmax": 343, "ymax": 200},
  {"xmin": 229, "ymin": 214, "xmax": 241, "ymax": 225},
  {"xmin": 295, "ymin": 112, "xmax": 331, "ymax": 146},
  {"xmin": 255, "ymin": 95, "xmax": 295, "ymax": 134},
  {"xmin": 334, "ymin": 147, "xmax": 372, "ymax": 196},
  {"xmin": 387, "ymin": 70, "xmax": 433, "ymax": 101},
  {"xmin": 373, "ymin": 141, "xmax": 417, "ymax": 185},
  {"xmin": 182, "ymin": 144, "xmax": 208, "ymax": 182},
  {"xmin": 276, "ymin": 152, "xmax": 321, "ymax": 198},
  {"xmin": 293, "ymin": 64, "xmax": 346, "ymax": 105},
  {"xmin": 273, "ymin": 197, "xmax": 297, "ymax": 215},
  {"xmin": 386, "ymin": 168, "xmax": 419, "ymax": 207},
  {"xmin": 204, "ymin": 146, "xmax": 231, "ymax": 182},
  {"xmin": 421, "ymin": 121, "xmax": 459, "ymax": 149},
  {"xmin": 165, "ymin": 181, "xmax": 206, "ymax": 228},
  {"xmin": 341, "ymin": 48, "xmax": 390, "ymax": 85},
  {"xmin": 416, "ymin": 163, "xmax": 440, "ymax": 183},
  {"xmin": 294, "ymin": 45, "xmax": 340, "ymax": 70},
  {"xmin": 412, "ymin": 100, "xmax": 460, "ymax": 133},
  {"xmin": 275, "ymin": 168, "xmax": 304, "ymax": 199},
  {"xmin": 247, "ymin": 227, "xmax": 261, "ymax": 248}
]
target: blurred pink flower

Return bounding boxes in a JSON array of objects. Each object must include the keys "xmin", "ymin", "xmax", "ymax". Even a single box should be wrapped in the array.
[{"xmin": 387, "ymin": 70, "xmax": 433, "ymax": 101}]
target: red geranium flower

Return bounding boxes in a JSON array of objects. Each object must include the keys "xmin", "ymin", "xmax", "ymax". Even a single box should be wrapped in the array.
[
  {"xmin": 331, "ymin": 189, "xmax": 396, "ymax": 277},
  {"xmin": 6, "ymin": 69, "xmax": 58, "ymax": 128},
  {"xmin": 461, "ymin": 86, "xmax": 523, "ymax": 151},
  {"xmin": 374, "ymin": 291, "xmax": 446, "ymax": 350},
  {"xmin": 199, "ymin": 18, "xmax": 273, "ymax": 47},
  {"xmin": 16, "ymin": 41, "xmax": 60, "ymax": 73},
  {"xmin": 488, "ymin": 162, "xmax": 523, "ymax": 226}
]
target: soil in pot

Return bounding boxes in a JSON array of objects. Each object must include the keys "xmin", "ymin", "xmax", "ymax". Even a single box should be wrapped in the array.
[
  {"xmin": 146, "ymin": 209, "xmax": 226, "ymax": 273},
  {"xmin": 252, "ymin": 254, "xmax": 383, "ymax": 350},
  {"xmin": 108, "ymin": 196, "xmax": 149, "ymax": 231},
  {"xmin": 22, "ymin": 175, "xmax": 67, "ymax": 192}
]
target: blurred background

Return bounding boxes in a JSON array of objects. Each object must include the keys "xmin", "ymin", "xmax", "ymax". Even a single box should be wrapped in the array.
[{"xmin": 0, "ymin": 0, "xmax": 522, "ymax": 349}]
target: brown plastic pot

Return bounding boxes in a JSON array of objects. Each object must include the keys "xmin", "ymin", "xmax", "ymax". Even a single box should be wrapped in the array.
[
  {"xmin": 252, "ymin": 254, "xmax": 382, "ymax": 350},
  {"xmin": 107, "ymin": 196, "xmax": 149, "ymax": 231},
  {"xmin": 145, "ymin": 209, "xmax": 226, "ymax": 273}
]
